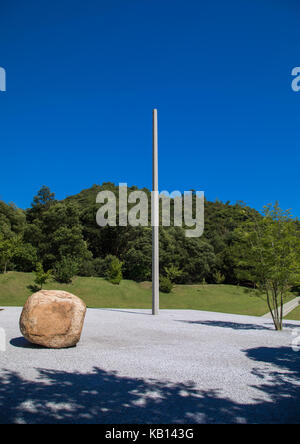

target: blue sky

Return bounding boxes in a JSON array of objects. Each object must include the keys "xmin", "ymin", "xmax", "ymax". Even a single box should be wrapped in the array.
[{"xmin": 0, "ymin": 0, "xmax": 299, "ymax": 215}]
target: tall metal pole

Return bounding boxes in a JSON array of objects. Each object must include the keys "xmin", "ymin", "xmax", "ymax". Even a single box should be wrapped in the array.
[{"xmin": 152, "ymin": 109, "xmax": 159, "ymax": 315}]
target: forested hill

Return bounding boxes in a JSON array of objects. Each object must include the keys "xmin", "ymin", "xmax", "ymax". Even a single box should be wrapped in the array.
[{"xmin": 0, "ymin": 183, "xmax": 261, "ymax": 284}]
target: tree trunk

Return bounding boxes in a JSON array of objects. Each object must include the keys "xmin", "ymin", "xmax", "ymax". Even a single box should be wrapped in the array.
[
  {"xmin": 266, "ymin": 290, "xmax": 276, "ymax": 328},
  {"xmin": 268, "ymin": 288, "xmax": 281, "ymax": 331},
  {"xmin": 279, "ymin": 292, "xmax": 283, "ymax": 331}
]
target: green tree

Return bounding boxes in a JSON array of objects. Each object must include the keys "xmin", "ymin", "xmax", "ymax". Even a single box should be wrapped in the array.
[
  {"xmin": 27, "ymin": 186, "xmax": 56, "ymax": 223},
  {"xmin": 0, "ymin": 201, "xmax": 26, "ymax": 237},
  {"xmin": 233, "ymin": 203, "xmax": 300, "ymax": 330},
  {"xmin": 159, "ymin": 276, "xmax": 173, "ymax": 293},
  {"xmin": 213, "ymin": 270, "xmax": 225, "ymax": 284},
  {"xmin": 27, "ymin": 201, "xmax": 92, "ymax": 270},
  {"xmin": 0, "ymin": 234, "xmax": 21, "ymax": 273},
  {"xmin": 106, "ymin": 256, "xmax": 123, "ymax": 285},
  {"xmin": 34, "ymin": 262, "xmax": 52, "ymax": 290},
  {"xmin": 13, "ymin": 242, "xmax": 37, "ymax": 272},
  {"xmin": 122, "ymin": 228, "xmax": 152, "ymax": 281}
]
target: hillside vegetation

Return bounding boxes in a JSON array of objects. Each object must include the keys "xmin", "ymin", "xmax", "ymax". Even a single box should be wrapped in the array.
[
  {"xmin": 0, "ymin": 271, "xmax": 289, "ymax": 317},
  {"xmin": 1, "ymin": 184, "xmax": 300, "ymax": 330},
  {"xmin": 0, "ymin": 183, "xmax": 261, "ymax": 284}
]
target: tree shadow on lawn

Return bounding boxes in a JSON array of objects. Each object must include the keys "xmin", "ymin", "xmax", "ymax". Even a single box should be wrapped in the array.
[
  {"xmin": 177, "ymin": 319, "xmax": 300, "ymax": 331},
  {"xmin": 0, "ymin": 346, "xmax": 299, "ymax": 424}
]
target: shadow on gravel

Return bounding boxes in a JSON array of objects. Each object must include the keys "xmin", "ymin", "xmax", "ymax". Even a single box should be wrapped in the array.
[
  {"xmin": 177, "ymin": 319, "xmax": 300, "ymax": 331},
  {"xmin": 99, "ymin": 309, "xmax": 152, "ymax": 316},
  {"xmin": 177, "ymin": 320, "xmax": 273, "ymax": 331},
  {"xmin": 10, "ymin": 337, "xmax": 45, "ymax": 349},
  {"xmin": 242, "ymin": 346, "xmax": 300, "ymax": 423},
  {"xmin": 0, "ymin": 346, "xmax": 299, "ymax": 424}
]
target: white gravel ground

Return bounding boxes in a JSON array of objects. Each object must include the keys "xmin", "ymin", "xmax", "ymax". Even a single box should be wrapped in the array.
[{"xmin": 0, "ymin": 307, "xmax": 300, "ymax": 424}]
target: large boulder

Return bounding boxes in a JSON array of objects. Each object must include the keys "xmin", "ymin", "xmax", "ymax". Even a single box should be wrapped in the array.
[{"xmin": 19, "ymin": 290, "xmax": 86, "ymax": 348}]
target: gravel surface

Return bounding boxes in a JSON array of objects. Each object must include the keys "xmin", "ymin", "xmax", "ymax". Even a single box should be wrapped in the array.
[{"xmin": 0, "ymin": 307, "xmax": 300, "ymax": 424}]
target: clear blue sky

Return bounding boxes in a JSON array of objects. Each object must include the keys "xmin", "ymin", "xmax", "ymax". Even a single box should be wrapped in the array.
[{"xmin": 0, "ymin": 0, "xmax": 299, "ymax": 214}]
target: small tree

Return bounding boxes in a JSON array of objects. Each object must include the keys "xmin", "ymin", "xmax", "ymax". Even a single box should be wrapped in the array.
[
  {"xmin": 213, "ymin": 270, "xmax": 225, "ymax": 284},
  {"xmin": 233, "ymin": 203, "xmax": 300, "ymax": 330},
  {"xmin": 34, "ymin": 262, "xmax": 52, "ymax": 290},
  {"xmin": 159, "ymin": 276, "xmax": 173, "ymax": 293},
  {"xmin": 106, "ymin": 256, "xmax": 123, "ymax": 285}
]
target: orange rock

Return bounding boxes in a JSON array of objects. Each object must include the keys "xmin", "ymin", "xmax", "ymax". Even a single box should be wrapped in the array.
[{"xmin": 20, "ymin": 290, "xmax": 86, "ymax": 348}]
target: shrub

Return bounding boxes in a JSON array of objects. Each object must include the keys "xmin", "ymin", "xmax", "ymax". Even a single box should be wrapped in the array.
[
  {"xmin": 54, "ymin": 257, "xmax": 78, "ymax": 284},
  {"xmin": 78, "ymin": 259, "xmax": 95, "ymax": 277},
  {"xmin": 93, "ymin": 255, "xmax": 119, "ymax": 278},
  {"xmin": 164, "ymin": 265, "xmax": 182, "ymax": 283},
  {"xmin": 213, "ymin": 270, "xmax": 225, "ymax": 284},
  {"xmin": 34, "ymin": 262, "xmax": 52, "ymax": 289},
  {"xmin": 159, "ymin": 276, "xmax": 173, "ymax": 293},
  {"xmin": 106, "ymin": 256, "xmax": 123, "ymax": 285},
  {"xmin": 93, "ymin": 257, "xmax": 107, "ymax": 277}
]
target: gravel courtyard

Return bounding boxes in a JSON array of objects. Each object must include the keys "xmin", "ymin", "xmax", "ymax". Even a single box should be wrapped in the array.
[{"xmin": 0, "ymin": 307, "xmax": 300, "ymax": 424}]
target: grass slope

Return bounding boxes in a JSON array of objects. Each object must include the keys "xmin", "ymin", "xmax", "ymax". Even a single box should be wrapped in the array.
[
  {"xmin": 285, "ymin": 304, "xmax": 300, "ymax": 321},
  {"xmin": 0, "ymin": 272, "xmax": 285, "ymax": 317}
]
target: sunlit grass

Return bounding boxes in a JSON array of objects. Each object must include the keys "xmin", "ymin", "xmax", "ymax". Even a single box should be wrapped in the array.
[
  {"xmin": 284, "ymin": 303, "xmax": 300, "ymax": 321},
  {"xmin": 0, "ymin": 271, "xmax": 291, "ymax": 317}
]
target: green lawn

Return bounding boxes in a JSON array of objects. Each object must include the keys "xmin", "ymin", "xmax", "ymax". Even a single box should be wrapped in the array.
[
  {"xmin": 0, "ymin": 271, "xmax": 291, "ymax": 317},
  {"xmin": 284, "ymin": 303, "xmax": 300, "ymax": 321}
]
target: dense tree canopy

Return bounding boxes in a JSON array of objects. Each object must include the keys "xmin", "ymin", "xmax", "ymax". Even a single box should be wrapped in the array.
[{"xmin": 1, "ymin": 183, "xmax": 296, "ymax": 289}]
